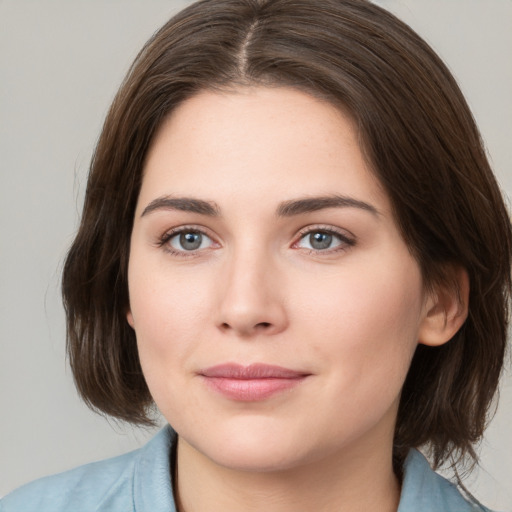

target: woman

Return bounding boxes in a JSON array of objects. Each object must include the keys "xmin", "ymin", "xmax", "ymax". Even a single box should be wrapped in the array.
[{"xmin": 2, "ymin": 0, "xmax": 510, "ymax": 510}]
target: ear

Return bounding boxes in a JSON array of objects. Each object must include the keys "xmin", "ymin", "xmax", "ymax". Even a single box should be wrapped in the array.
[
  {"xmin": 418, "ymin": 266, "xmax": 469, "ymax": 347},
  {"xmin": 126, "ymin": 309, "xmax": 135, "ymax": 329}
]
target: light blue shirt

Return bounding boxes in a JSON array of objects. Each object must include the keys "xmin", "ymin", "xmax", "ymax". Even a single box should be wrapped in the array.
[{"xmin": 1, "ymin": 425, "xmax": 493, "ymax": 511}]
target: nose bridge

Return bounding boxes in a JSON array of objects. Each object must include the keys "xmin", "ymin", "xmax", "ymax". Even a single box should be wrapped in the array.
[{"xmin": 216, "ymin": 239, "xmax": 287, "ymax": 336}]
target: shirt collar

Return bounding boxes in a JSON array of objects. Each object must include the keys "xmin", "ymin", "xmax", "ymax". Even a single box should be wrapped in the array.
[
  {"xmin": 134, "ymin": 425, "xmax": 177, "ymax": 512},
  {"xmin": 398, "ymin": 449, "xmax": 487, "ymax": 511}
]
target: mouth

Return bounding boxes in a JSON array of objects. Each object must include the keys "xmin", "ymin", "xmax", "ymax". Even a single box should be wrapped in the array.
[{"xmin": 198, "ymin": 363, "xmax": 310, "ymax": 401}]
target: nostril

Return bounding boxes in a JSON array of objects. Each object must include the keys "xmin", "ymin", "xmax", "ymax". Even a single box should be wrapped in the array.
[{"xmin": 219, "ymin": 322, "xmax": 274, "ymax": 336}]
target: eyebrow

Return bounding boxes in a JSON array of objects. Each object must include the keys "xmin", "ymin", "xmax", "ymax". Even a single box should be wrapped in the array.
[
  {"xmin": 141, "ymin": 196, "xmax": 220, "ymax": 217},
  {"xmin": 140, "ymin": 194, "xmax": 379, "ymax": 218},
  {"xmin": 276, "ymin": 195, "xmax": 380, "ymax": 217}
]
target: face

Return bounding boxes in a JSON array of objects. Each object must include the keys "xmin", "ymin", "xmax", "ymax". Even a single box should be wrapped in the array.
[{"xmin": 127, "ymin": 87, "xmax": 432, "ymax": 473}]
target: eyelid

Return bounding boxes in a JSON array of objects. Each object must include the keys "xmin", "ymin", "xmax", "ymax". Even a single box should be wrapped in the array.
[
  {"xmin": 292, "ymin": 224, "xmax": 356, "ymax": 252},
  {"xmin": 157, "ymin": 224, "xmax": 220, "ymax": 256},
  {"xmin": 155, "ymin": 223, "xmax": 355, "ymax": 257}
]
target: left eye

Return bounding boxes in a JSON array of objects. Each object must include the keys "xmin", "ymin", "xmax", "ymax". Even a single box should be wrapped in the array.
[
  {"xmin": 168, "ymin": 231, "xmax": 213, "ymax": 251},
  {"xmin": 296, "ymin": 230, "xmax": 348, "ymax": 251}
]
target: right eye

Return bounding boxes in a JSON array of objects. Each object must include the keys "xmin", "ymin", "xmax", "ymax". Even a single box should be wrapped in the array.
[{"xmin": 167, "ymin": 230, "xmax": 214, "ymax": 252}]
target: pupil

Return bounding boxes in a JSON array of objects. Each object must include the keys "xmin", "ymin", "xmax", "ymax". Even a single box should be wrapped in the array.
[
  {"xmin": 180, "ymin": 232, "xmax": 202, "ymax": 250},
  {"xmin": 310, "ymin": 232, "xmax": 332, "ymax": 250}
]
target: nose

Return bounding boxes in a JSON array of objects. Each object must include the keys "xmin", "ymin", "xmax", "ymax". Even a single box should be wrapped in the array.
[{"xmin": 215, "ymin": 249, "xmax": 288, "ymax": 337}]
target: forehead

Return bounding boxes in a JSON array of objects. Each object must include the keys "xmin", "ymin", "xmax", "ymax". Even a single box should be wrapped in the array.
[{"xmin": 138, "ymin": 86, "xmax": 389, "ymax": 216}]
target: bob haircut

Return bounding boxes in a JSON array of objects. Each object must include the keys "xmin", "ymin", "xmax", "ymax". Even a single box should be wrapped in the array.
[{"xmin": 62, "ymin": 0, "xmax": 511, "ymax": 472}]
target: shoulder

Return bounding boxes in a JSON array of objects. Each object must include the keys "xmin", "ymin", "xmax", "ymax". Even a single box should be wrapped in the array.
[
  {"xmin": 398, "ymin": 449, "xmax": 496, "ymax": 512},
  {"xmin": 0, "ymin": 426, "xmax": 176, "ymax": 512},
  {"xmin": 0, "ymin": 450, "xmax": 137, "ymax": 512}
]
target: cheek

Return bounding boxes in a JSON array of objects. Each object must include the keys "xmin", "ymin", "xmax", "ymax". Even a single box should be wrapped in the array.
[
  {"xmin": 292, "ymin": 259, "xmax": 424, "ymax": 445},
  {"xmin": 127, "ymin": 261, "xmax": 213, "ymax": 370},
  {"xmin": 295, "ymin": 254, "xmax": 424, "ymax": 381},
  {"xmin": 128, "ymin": 262, "xmax": 226, "ymax": 428}
]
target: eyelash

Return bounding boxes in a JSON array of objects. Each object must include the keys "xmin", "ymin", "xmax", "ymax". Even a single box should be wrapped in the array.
[
  {"xmin": 294, "ymin": 225, "xmax": 356, "ymax": 254},
  {"xmin": 157, "ymin": 225, "xmax": 217, "ymax": 258},
  {"xmin": 157, "ymin": 225, "xmax": 356, "ymax": 257}
]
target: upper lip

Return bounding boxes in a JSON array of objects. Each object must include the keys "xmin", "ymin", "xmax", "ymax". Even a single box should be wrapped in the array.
[{"xmin": 199, "ymin": 363, "xmax": 309, "ymax": 379}]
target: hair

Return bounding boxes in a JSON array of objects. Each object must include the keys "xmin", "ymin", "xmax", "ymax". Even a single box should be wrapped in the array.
[{"xmin": 62, "ymin": 0, "xmax": 511, "ymax": 476}]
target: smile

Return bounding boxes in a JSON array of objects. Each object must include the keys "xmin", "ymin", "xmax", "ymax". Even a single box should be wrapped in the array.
[{"xmin": 198, "ymin": 363, "xmax": 310, "ymax": 401}]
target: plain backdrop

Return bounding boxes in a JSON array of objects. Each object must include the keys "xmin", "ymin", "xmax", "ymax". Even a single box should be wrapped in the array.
[{"xmin": 1, "ymin": 0, "xmax": 511, "ymax": 509}]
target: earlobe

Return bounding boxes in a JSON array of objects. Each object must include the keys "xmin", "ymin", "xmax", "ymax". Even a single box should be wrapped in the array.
[
  {"xmin": 127, "ymin": 310, "xmax": 135, "ymax": 329},
  {"xmin": 418, "ymin": 267, "xmax": 469, "ymax": 347}
]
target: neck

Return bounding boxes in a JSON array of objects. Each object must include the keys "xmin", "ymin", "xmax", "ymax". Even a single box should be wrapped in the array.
[{"xmin": 173, "ymin": 436, "xmax": 401, "ymax": 512}]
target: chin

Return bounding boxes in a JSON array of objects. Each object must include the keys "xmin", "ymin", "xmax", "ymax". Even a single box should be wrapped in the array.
[
  {"xmin": 208, "ymin": 443, "xmax": 307, "ymax": 473},
  {"xmin": 181, "ymin": 421, "xmax": 325, "ymax": 474}
]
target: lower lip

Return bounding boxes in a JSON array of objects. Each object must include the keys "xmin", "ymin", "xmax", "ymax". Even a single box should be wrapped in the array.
[{"xmin": 202, "ymin": 376, "xmax": 307, "ymax": 401}]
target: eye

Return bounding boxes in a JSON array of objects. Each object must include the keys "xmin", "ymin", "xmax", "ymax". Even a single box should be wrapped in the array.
[
  {"xmin": 164, "ymin": 229, "xmax": 215, "ymax": 253},
  {"xmin": 295, "ymin": 228, "xmax": 354, "ymax": 252}
]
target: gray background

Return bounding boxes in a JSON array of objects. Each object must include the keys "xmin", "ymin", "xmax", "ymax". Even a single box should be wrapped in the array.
[{"xmin": 1, "ymin": 0, "xmax": 511, "ymax": 509}]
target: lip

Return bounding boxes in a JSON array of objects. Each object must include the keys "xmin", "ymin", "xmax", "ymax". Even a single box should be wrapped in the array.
[{"xmin": 198, "ymin": 363, "xmax": 310, "ymax": 401}]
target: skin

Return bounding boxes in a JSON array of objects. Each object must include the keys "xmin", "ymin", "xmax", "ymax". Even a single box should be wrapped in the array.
[{"xmin": 127, "ymin": 87, "xmax": 467, "ymax": 512}]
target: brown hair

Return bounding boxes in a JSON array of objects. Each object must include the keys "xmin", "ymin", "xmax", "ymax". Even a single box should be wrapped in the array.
[{"xmin": 62, "ymin": 0, "xmax": 511, "ymax": 473}]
